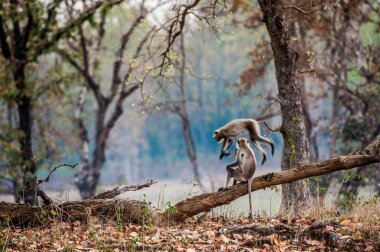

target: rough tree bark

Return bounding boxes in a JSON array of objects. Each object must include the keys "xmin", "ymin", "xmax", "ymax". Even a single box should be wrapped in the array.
[
  {"xmin": 257, "ymin": 0, "xmax": 311, "ymax": 213},
  {"xmin": 2, "ymin": 136, "xmax": 379, "ymax": 227}
]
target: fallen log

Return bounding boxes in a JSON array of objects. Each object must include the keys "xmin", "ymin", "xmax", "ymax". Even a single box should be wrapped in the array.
[
  {"xmin": 0, "ymin": 199, "xmax": 156, "ymax": 226},
  {"xmin": 0, "ymin": 180, "xmax": 158, "ymax": 227},
  {"xmin": 1, "ymin": 137, "xmax": 379, "ymax": 227},
  {"xmin": 162, "ymin": 136, "xmax": 380, "ymax": 221}
]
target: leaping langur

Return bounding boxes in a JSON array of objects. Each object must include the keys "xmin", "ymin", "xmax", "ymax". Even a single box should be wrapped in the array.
[
  {"xmin": 213, "ymin": 118, "xmax": 274, "ymax": 165},
  {"xmin": 218, "ymin": 138, "xmax": 256, "ymax": 219}
]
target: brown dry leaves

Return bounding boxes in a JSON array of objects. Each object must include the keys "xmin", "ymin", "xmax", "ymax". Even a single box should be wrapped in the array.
[{"xmin": 1, "ymin": 213, "xmax": 379, "ymax": 252}]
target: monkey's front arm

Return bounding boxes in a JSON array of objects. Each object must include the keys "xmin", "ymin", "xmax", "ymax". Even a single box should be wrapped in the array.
[
  {"xmin": 218, "ymin": 160, "xmax": 240, "ymax": 192},
  {"xmin": 219, "ymin": 137, "xmax": 234, "ymax": 160}
]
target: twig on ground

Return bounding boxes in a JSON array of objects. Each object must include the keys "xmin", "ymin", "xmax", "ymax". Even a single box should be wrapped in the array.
[{"xmin": 93, "ymin": 179, "xmax": 157, "ymax": 199}]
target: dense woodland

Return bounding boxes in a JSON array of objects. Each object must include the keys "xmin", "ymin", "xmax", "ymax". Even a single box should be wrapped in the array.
[{"xmin": 0, "ymin": 0, "xmax": 380, "ymax": 251}]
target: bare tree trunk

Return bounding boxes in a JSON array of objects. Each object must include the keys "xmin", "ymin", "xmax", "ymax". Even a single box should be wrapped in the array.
[
  {"xmin": 13, "ymin": 63, "xmax": 37, "ymax": 204},
  {"xmin": 75, "ymin": 102, "xmax": 109, "ymax": 199},
  {"xmin": 74, "ymin": 86, "xmax": 93, "ymax": 199},
  {"xmin": 257, "ymin": 0, "xmax": 311, "ymax": 213},
  {"xmin": 177, "ymin": 34, "xmax": 204, "ymax": 190},
  {"xmin": 6, "ymin": 104, "xmax": 21, "ymax": 201}
]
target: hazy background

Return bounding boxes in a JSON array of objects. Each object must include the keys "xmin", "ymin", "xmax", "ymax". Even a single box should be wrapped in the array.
[{"xmin": 1, "ymin": 0, "xmax": 379, "ymax": 216}]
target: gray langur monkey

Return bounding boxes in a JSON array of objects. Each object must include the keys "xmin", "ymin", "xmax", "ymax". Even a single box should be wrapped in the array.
[
  {"xmin": 218, "ymin": 138, "xmax": 256, "ymax": 219},
  {"xmin": 213, "ymin": 118, "xmax": 275, "ymax": 165}
]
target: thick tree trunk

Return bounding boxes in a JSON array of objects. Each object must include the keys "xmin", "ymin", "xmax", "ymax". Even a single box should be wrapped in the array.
[
  {"xmin": 257, "ymin": 0, "xmax": 311, "ymax": 214},
  {"xmin": 14, "ymin": 64, "xmax": 37, "ymax": 204}
]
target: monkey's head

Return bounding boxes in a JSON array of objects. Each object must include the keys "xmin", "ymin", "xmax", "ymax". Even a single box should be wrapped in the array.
[
  {"xmin": 237, "ymin": 138, "xmax": 249, "ymax": 147},
  {"xmin": 213, "ymin": 130, "xmax": 224, "ymax": 142}
]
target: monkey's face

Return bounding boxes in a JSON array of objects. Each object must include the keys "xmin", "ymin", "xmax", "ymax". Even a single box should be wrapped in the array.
[
  {"xmin": 213, "ymin": 130, "xmax": 224, "ymax": 142},
  {"xmin": 237, "ymin": 138, "xmax": 249, "ymax": 147}
]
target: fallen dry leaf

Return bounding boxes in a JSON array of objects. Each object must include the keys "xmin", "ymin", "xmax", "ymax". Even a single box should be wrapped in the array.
[
  {"xmin": 305, "ymin": 239, "xmax": 322, "ymax": 246},
  {"xmin": 340, "ymin": 219, "xmax": 352, "ymax": 226},
  {"xmin": 232, "ymin": 233, "xmax": 242, "ymax": 240},
  {"xmin": 220, "ymin": 234, "xmax": 230, "ymax": 243}
]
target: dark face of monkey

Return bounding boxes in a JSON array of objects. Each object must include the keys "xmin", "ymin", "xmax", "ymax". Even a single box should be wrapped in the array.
[
  {"xmin": 213, "ymin": 130, "xmax": 224, "ymax": 142},
  {"xmin": 238, "ymin": 138, "xmax": 249, "ymax": 147}
]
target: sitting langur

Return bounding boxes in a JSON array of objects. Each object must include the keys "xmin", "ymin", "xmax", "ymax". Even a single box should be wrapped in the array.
[
  {"xmin": 213, "ymin": 118, "xmax": 274, "ymax": 165},
  {"xmin": 219, "ymin": 138, "xmax": 256, "ymax": 219}
]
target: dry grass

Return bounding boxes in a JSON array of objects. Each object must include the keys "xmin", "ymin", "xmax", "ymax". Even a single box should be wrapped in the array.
[{"xmin": 307, "ymin": 197, "xmax": 380, "ymax": 243}]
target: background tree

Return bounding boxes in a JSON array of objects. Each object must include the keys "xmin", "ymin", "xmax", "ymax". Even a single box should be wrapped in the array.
[
  {"xmin": 231, "ymin": 0, "xmax": 380, "ymax": 208},
  {"xmin": 59, "ymin": 1, "xmax": 156, "ymax": 199},
  {"xmin": 155, "ymin": 33, "xmax": 205, "ymax": 190},
  {"xmin": 0, "ymin": 0, "xmax": 115, "ymax": 203},
  {"xmin": 256, "ymin": 1, "xmax": 312, "ymax": 213},
  {"xmin": 282, "ymin": 0, "xmax": 380, "ymax": 203}
]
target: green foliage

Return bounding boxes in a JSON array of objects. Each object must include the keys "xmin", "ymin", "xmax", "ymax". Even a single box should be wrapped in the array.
[
  {"xmin": 165, "ymin": 201, "xmax": 177, "ymax": 213},
  {"xmin": 139, "ymin": 194, "xmax": 153, "ymax": 226},
  {"xmin": 128, "ymin": 235, "xmax": 141, "ymax": 252},
  {"xmin": 0, "ymin": 237, "xmax": 15, "ymax": 252},
  {"xmin": 347, "ymin": 66, "xmax": 362, "ymax": 85},
  {"xmin": 115, "ymin": 205, "xmax": 124, "ymax": 232},
  {"xmin": 270, "ymin": 185, "xmax": 280, "ymax": 193}
]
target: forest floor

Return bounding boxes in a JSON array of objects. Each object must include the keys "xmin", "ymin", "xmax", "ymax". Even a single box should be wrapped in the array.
[{"xmin": 1, "ymin": 203, "xmax": 379, "ymax": 252}]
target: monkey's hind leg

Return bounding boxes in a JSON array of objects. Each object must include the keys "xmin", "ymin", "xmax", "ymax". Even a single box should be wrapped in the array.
[
  {"xmin": 218, "ymin": 169, "xmax": 233, "ymax": 192},
  {"xmin": 257, "ymin": 135, "xmax": 275, "ymax": 156},
  {"xmin": 220, "ymin": 138, "xmax": 234, "ymax": 160},
  {"xmin": 232, "ymin": 179, "xmax": 237, "ymax": 186},
  {"xmin": 251, "ymin": 140, "xmax": 267, "ymax": 166}
]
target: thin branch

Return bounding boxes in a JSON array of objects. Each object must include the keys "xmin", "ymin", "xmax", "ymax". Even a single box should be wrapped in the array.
[
  {"xmin": 263, "ymin": 121, "xmax": 280, "ymax": 132},
  {"xmin": 159, "ymin": 0, "xmax": 202, "ymax": 73},
  {"xmin": 296, "ymin": 68, "xmax": 333, "ymax": 76},
  {"xmin": 20, "ymin": 2, "xmax": 35, "ymax": 51},
  {"xmin": 39, "ymin": 0, "xmax": 65, "ymax": 40},
  {"xmin": 58, "ymin": 50, "xmax": 103, "ymax": 102},
  {"xmin": 120, "ymin": 27, "xmax": 154, "ymax": 90},
  {"xmin": 110, "ymin": 11, "xmax": 146, "ymax": 97},
  {"xmin": 33, "ymin": 0, "xmax": 121, "ymax": 59},
  {"xmin": 78, "ymin": 26, "xmax": 90, "ymax": 73},
  {"xmin": 10, "ymin": 0, "xmax": 22, "ymax": 55},
  {"xmin": 37, "ymin": 163, "xmax": 78, "ymax": 185},
  {"xmin": 96, "ymin": 6, "xmax": 108, "ymax": 51},
  {"xmin": 101, "ymin": 28, "xmax": 154, "ymax": 140},
  {"xmin": 254, "ymin": 109, "xmax": 282, "ymax": 122},
  {"xmin": 284, "ymin": 5, "xmax": 321, "ymax": 14},
  {"xmin": 0, "ymin": 12, "xmax": 11, "ymax": 59}
]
